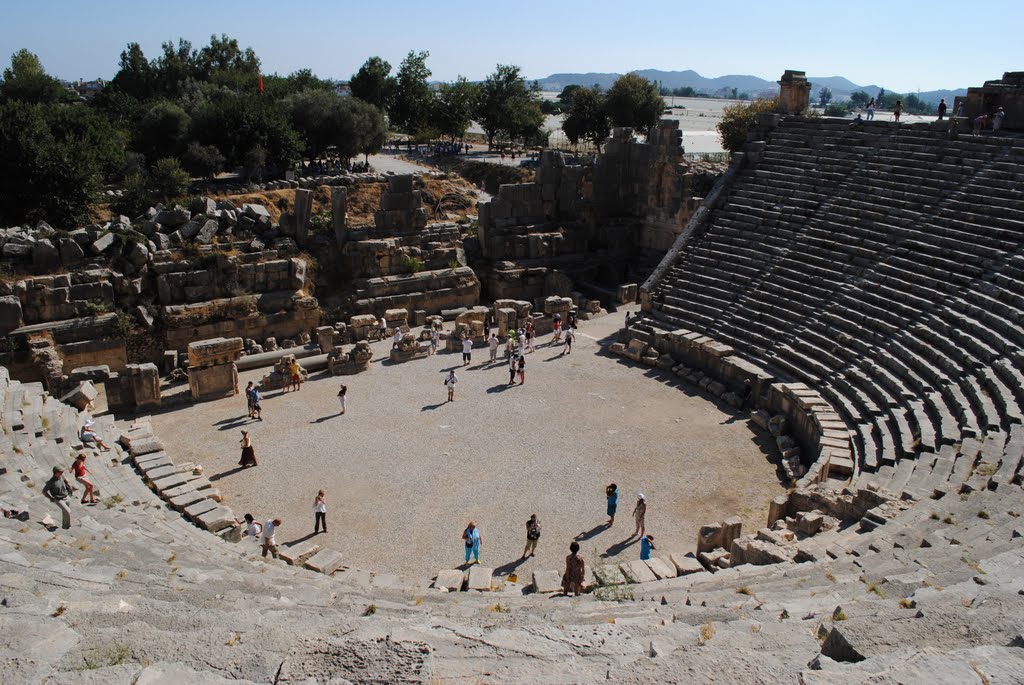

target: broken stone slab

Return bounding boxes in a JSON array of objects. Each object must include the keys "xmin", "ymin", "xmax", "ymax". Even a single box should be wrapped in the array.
[
  {"xmin": 137, "ymin": 455, "xmax": 174, "ymax": 475},
  {"xmin": 466, "ymin": 565, "xmax": 494, "ymax": 591},
  {"xmin": 669, "ymin": 553, "xmax": 706, "ymax": 576},
  {"xmin": 620, "ymin": 560, "xmax": 658, "ymax": 584},
  {"xmin": 645, "ymin": 557, "xmax": 678, "ymax": 580},
  {"xmin": 142, "ymin": 464, "xmax": 179, "ymax": 482},
  {"xmin": 195, "ymin": 506, "xmax": 236, "ymax": 533},
  {"xmin": 594, "ymin": 564, "xmax": 627, "ymax": 586},
  {"xmin": 149, "ymin": 471, "xmax": 188, "ymax": 492},
  {"xmin": 168, "ymin": 489, "xmax": 206, "ymax": 511},
  {"xmin": 279, "ymin": 541, "xmax": 321, "ymax": 566},
  {"xmin": 90, "ymin": 232, "xmax": 116, "ymax": 255},
  {"xmin": 434, "ymin": 569, "xmax": 466, "ymax": 591},
  {"xmin": 531, "ymin": 569, "xmax": 563, "ymax": 593},
  {"xmin": 59, "ymin": 381, "xmax": 97, "ymax": 411},
  {"xmin": 303, "ymin": 548, "xmax": 344, "ymax": 575},
  {"xmin": 129, "ymin": 436, "xmax": 164, "ymax": 458}
]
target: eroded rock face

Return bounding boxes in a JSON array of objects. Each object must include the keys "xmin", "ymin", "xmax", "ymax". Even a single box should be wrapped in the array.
[{"xmin": 277, "ymin": 637, "xmax": 431, "ymax": 684}]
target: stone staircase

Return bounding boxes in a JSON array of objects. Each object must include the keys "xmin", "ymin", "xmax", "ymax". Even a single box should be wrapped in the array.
[{"xmin": 643, "ymin": 119, "xmax": 1024, "ymax": 500}]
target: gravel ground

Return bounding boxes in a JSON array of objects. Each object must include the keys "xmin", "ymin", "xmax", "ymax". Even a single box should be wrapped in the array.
[{"xmin": 149, "ymin": 308, "xmax": 783, "ymax": 579}]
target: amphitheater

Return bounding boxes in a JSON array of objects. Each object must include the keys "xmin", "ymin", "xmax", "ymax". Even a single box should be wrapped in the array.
[{"xmin": 3, "ymin": 73, "xmax": 1024, "ymax": 683}]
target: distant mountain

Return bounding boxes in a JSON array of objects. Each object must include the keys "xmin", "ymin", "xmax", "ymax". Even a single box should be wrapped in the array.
[{"xmin": 535, "ymin": 70, "xmax": 966, "ymax": 105}]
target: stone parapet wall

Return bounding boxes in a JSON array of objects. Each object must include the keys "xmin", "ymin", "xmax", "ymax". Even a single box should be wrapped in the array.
[{"xmin": 154, "ymin": 253, "xmax": 308, "ymax": 306}]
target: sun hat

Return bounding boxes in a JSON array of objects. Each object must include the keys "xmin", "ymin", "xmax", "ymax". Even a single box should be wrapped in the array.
[{"xmin": 84, "ymin": 420, "xmax": 95, "ymax": 427}]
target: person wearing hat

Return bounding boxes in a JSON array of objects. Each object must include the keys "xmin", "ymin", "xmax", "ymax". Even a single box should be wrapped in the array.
[
  {"xmin": 79, "ymin": 420, "xmax": 111, "ymax": 451},
  {"xmin": 43, "ymin": 466, "xmax": 76, "ymax": 529},
  {"xmin": 631, "ymin": 493, "xmax": 647, "ymax": 539}
]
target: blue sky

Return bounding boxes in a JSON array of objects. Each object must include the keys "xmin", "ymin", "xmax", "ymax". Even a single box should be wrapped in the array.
[{"xmin": 2, "ymin": 0, "xmax": 1020, "ymax": 92}]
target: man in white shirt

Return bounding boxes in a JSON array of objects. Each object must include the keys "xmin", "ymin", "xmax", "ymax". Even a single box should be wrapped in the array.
[
  {"xmin": 488, "ymin": 333, "xmax": 499, "ymax": 362},
  {"xmin": 393, "ymin": 327, "xmax": 402, "ymax": 349},
  {"xmin": 261, "ymin": 518, "xmax": 282, "ymax": 558},
  {"xmin": 462, "ymin": 337, "xmax": 473, "ymax": 366}
]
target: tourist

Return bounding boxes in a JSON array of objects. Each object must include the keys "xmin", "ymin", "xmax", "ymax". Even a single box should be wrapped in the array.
[
  {"xmin": 245, "ymin": 381, "xmax": 255, "ymax": 418},
  {"xmin": 640, "ymin": 534, "xmax": 656, "ymax": 561},
  {"xmin": 973, "ymin": 114, "xmax": 989, "ymax": 135},
  {"xmin": 508, "ymin": 354, "xmax": 518, "ymax": 385},
  {"xmin": 239, "ymin": 430, "xmax": 258, "ymax": 468},
  {"xmin": 505, "ymin": 332, "xmax": 516, "ymax": 360},
  {"xmin": 445, "ymin": 369, "xmax": 459, "ymax": 402},
  {"xmin": 522, "ymin": 514, "xmax": 541, "ymax": 558},
  {"xmin": 526, "ymin": 322, "xmax": 535, "ymax": 353},
  {"xmin": 937, "ymin": 98, "xmax": 947, "ymax": 120},
  {"xmin": 893, "ymin": 100, "xmax": 903, "ymax": 122},
  {"xmin": 625, "ymin": 311, "xmax": 631, "ymax": 326},
  {"xmin": 866, "ymin": 98, "xmax": 875, "ymax": 120},
  {"xmin": 992, "ymin": 107, "xmax": 1005, "ymax": 132},
  {"xmin": 241, "ymin": 513, "xmax": 262, "ymax": 541},
  {"xmin": 562, "ymin": 327, "xmax": 574, "ymax": 355},
  {"xmin": 378, "ymin": 316, "xmax": 387, "ymax": 340},
  {"xmin": 462, "ymin": 521, "xmax": 482, "ymax": 564},
  {"xmin": 955, "ymin": 102, "xmax": 965, "ymax": 118},
  {"xmin": 79, "ymin": 420, "xmax": 111, "ymax": 451},
  {"xmin": 552, "ymin": 315, "xmax": 562, "ymax": 343},
  {"xmin": 483, "ymin": 315, "xmax": 491, "ymax": 340},
  {"xmin": 288, "ymin": 358, "xmax": 302, "ymax": 392},
  {"xmin": 568, "ymin": 311, "xmax": 577, "ymax": 329},
  {"xmin": 488, "ymin": 332, "xmax": 499, "ymax": 362},
  {"xmin": 43, "ymin": 466, "xmax": 75, "ymax": 529},
  {"xmin": 631, "ymin": 494, "xmax": 647, "ymax": 538},
  {"xmin": 71, "ymin": 453, "xmax": 97, "ymax": 505},
  {"xmin": 517, "ymin": 354, "xmax": 526, "ymax": 385},
  {"xmin": 561, "ymin": 541, "xmax": 586, "ymax": 596},
  {"xmin": 393, "ymin": 326, "xmax": 403, "ymax": 349},
  {"xmin": 313, "ymin": 490, "xmax": 328, "ymax": 534},
  {"xmin": 606, "ymin": 483, "xmax": 618, "ymax": 527},
  {"xmin": 430, "ymin": 327, "xmax": 439, "ymax": 355},
  {"xmin": 337, "ymin": 383, "xmax": 347, "ymax": 415},
  {"xmin": 261, "ymin": 518, "xmax": 282, "ymax": 558},
  {"xmin": 517, "ymin": 329, "xmax": 526, "ymax": 357},
  {"xmin": 251, "ymin": 385, "xmax": 263, "ymax": 421},
  {"xmin": 462, "ymin": 336, "xmax": 473, "ymax": 366}
]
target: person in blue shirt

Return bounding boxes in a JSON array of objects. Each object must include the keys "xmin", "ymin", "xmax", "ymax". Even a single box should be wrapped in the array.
[
  {"xmin": 640, "ymin": 534, "xmax": 656, "ymax": 561},
  {"xmin": 462, "ymin": 521, "xmax": 482, "ymax": 564},
  {"xmin": 606, "ymin": 484, "xmax": 618, "ymax": 527}
]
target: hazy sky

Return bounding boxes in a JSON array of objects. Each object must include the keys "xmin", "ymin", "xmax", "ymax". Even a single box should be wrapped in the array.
[{"xmin": 2, "ymin": 0, "xmax": 1020, "ymax": 92}]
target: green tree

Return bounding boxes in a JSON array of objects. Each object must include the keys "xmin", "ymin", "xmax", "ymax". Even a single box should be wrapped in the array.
[
  {"xmin": 0, "ymin": 101, "xmax": 116, "ymax": 225},
  {"xmin": 716, "ymin": 97, "xmax": 779, "ymax": 153},
  {"xmin": 137, "ymin": 100, "xmax": 190, "ymax": 161},
  {"xmin": 260, "ymin": 69, "xmax": 332, "ymax": 99},
  {"xmin": 558, "ymin": 84, "xmax": 584, "ymax": 107},
  {"xmin": 196, "ymin": 33, "xmax": 260, "ymax": 91},
  {"xmin": 153, "ymin": 39, "xmax": 200, "ymax": 97},
  {"xmin": 561, "ymin": 86, "xmax": 610, "ymax": 150},
  {"xmin": 433, "ymin": 77, "xmax": 478, "ymax": 142},
  {"xmin": 475, "ymin": 64, "xmax": 543, "ymax": 148},
  {"xmin": 818, "ymin": 87, "xmax": 833, "ymax": 107},
  {"xmin": 0, "ymin": 48, "xmax": 73, "ymax": 103},
  {"xmin": 389, "ymin": 50, "xmax": 432, "ymax": 135},
  {"xmin": 604, "ymin": 73, "xmax": 665, "ymax": 131},
  {"xmin": 242, "ymin": 145, "xmax": 266, "ymax": 182},
  {"xmin": 191, "ymin": 95, "xmax": 301, "ymax": 174},
  {"xmin": 109, "ymin": 42, "xmax": 155, "ymax": 100},
  {"xmin": 849, "ymin": 90, "xmax": 870, "ymax": 107},
  {"xmin": 349, "ymin": 56, "xmax": 395, "ymax": 111},
  {"xmin": 351, "ymin": 99, "xmax": 387, "ymax": 162}
]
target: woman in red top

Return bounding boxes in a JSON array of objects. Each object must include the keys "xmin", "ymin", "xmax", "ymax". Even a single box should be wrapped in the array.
[{"xmin": 72, "ymin": 453, "xmax": 97, "ymax": 504}]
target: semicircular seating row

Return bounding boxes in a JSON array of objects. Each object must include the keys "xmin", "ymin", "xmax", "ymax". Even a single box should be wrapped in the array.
[{"xmin": 644, "ymin": 118, "xmax": 1024, "ymax": 496}]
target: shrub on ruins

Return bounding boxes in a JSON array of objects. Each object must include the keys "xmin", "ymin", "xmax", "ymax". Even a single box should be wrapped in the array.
[
  {"xmin": 349, "ymin": 56, "xmax": 396, "ymax": 111},
  {"xmin": 562, "ymin": 86, "xmax": 610, "ymax": 151},
  {"xmin": 824, "ymin": 102, "xmax": 851, "ymax": 117},
  {"xmin": 475, "ymin": 64, "xmax": 544, "ymax": 149},
  {"xmin": 0, "ymin": 48, "xmax": 75, "ymax": 104},
  {"xmin": 182, "ymin": 142, "xmax": 225, "ymax": 180},
  {"xmin": 604, "ymin": 73, "xmax": 665, "ymax": 132},
  {"xmin": 191, "ymin": 94, "xmax": 301, "ymax": 175},
  {"xmin": 136, "ymin": 100, "xmax": 191, "ymax": 161},
  {"xmin": 716, "ymin": 98, "xmax": 779, "ymax": 153},
  {"xmin": 150, "ymin": 158, "xmax": 191, "ymax": 202}
]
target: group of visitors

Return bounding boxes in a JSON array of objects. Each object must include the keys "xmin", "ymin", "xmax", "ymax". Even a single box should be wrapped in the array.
[
  {"xmin": 242, "ymin": 489, "xmax": 330, "ymax": 558},
  {"xmin": 42, "ymin": 451, "xmax": 100, "ymax": 529}
]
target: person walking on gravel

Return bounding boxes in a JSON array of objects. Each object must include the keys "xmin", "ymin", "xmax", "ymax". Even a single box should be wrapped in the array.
[
  {"xmin": 517, "ymin": 354, "xmax": 526, "ymax": 385},
  {"xmin": 508, "ymin": 354, "xmax": 518, "ymax": 385},
  {"xmin": 337, "ymin": 383, "xmax": 347, "ymax": 415},
  {"xmin": 445, "ymin": 369, "xmax": 459, "ymax": 402},
  {"xmin": 313, "ymin": 490, "xmax": 327, "ymax": 534},
  {"xmin": 606, "ymin": 483, "xmax": 619, "ymax": 527},
  {"xmin": 245, "ymin": 381, "xmax": 256, "ymax": 418},
  {"xmin": 430, "ymin": 328, "xmax": 439, "ymax": 355},
  {"xmin": 562, "ymin": 327, "xmax": 574, "ymax": 355},
  {"xmin": 631, "ymin": 494, "xmax": 647, "ymax": 538},
  {"xmin": 72, "ymin": 453, "xmax": 97, "ymax": 505},
  {"xmin": 43, "ymin": 466, "xmax": 75, "ymax": 530},
  {"xmin": 250, "ymin": 385, "xmax": 263, "ymax": 421},
  {"xmin": 261, "ymin": 518, "xmax": 281, "ymax": 558},
  {"xmin": 463, "ymin": 521, "xmax": 482, "ymax": 564},
  {"xmin": 462, "ymin": 336, "xmax": 473, "ymax": 366},
  {"xmin": 488, "ymin": 332, "xmax": 499, "ymax": 362},
  {"xmin": 522, "ymin": 514, "xmax": 541, "ymax": 558},
  {"xmin": 239, "ymin": 430, "xmax": 258, "ymax": 468},
  {"xmin": 562, "ymin": 541, "xmax": 586, "ymax": 596}
]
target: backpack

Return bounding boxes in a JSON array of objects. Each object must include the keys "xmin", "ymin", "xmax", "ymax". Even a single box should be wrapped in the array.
[{"xmin": 527, "ymin": 521, "xmax": 541, "ymax": 540}]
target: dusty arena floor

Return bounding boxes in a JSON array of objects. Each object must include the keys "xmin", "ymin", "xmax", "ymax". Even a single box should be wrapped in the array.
[{"xmin": 150, "ymin": 309, "xmax": 784, "ymax": 579}]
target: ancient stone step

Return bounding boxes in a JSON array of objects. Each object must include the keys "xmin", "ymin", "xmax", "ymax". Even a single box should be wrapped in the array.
[{"xmin": 303, "ymin": 549, "xmax": 344, "ymax": 575}]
